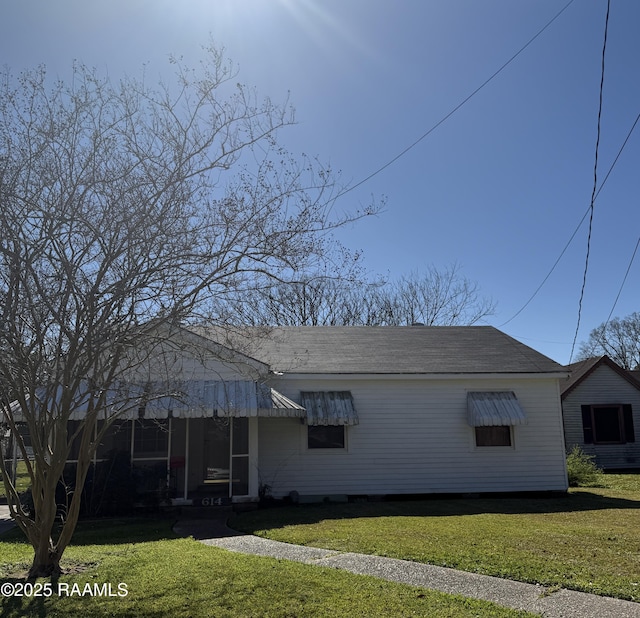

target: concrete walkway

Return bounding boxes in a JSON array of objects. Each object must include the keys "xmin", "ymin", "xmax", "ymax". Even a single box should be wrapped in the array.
[{"xmin": 174, "ymin": 516, "xmax": 640, "ymax": 618}]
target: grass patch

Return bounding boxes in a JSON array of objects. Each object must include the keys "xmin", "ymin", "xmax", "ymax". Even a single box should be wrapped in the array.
[
  {"xmin": 231, "ymin": 474, "xmax": 640, "ymax": 602},
  {"xmin": 0, "ymin": 460, "xmax": 31, "ymax": 497},
  {"xmin": 0, "ymin": 518, "xmax": 534, "ymax": 617}
]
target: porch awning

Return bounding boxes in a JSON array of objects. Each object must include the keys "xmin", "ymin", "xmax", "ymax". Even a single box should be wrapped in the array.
[
  {"xmin": 4, "ymin": 389, "xmax": 126, "ymax": 422},
  {"xmin": 6, "ymin": 381, "xmax": 306, "ymax": 421},
  {"xmin": 300, "ymin": 391, "xmax": 358, "ymax": 426},
  {"xmin": 467, "ymin": 391, "xmax": 527, "ymax": 426},
  {"xmin": 141, "ymin": 380, "xmax": 306, "ymax": 419}
]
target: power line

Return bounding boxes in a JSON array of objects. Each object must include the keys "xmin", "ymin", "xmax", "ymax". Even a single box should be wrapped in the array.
[
  {"xmin": 569, "ymin": 0, "xmax": 611, "ymax": 364},
  {"xmin": 498, "ymin": 209, "xmax": 589, "ymax": 328},
  {"xmin": 334, "ymin": 0, "xmax": 576, "ymax": 200},
  {"xmin": 603, "ymin": 236, "xmax": 640, "ymax": 327},
  {"xmin": 581, "ymin": 235, "xmax": 640, "ymax": 360},
  {"xmin": 498, "ymin": 109, "xmax": 640, "ymax": 328}
]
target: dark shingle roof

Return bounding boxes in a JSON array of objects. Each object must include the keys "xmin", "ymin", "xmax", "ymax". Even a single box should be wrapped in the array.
[
  {"xmin": 561, "ymin": 356, "xmax": 603, "ymax": 396},
  {"xmin": 196, "ymin": 326, "xmax": 565, "ymax": 375}
]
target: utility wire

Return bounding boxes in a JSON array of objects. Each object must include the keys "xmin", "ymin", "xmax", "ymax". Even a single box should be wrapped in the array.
[
  {"xmin": 602, "ymin": 236, "xmax": 640, "ymax": 330},
  {"xmin": 499, "ymin": 110, "xmax": 640, "ymax": 328},
  {"xmin": 334, "ymin": 0, "xmax": 576, "ymax": 200},
  {"xmin": 569, "ymin": 0, "xmax": 611, "ymax": 364},
  {"xmin": 582, "ymin": 235, "xmax": 640, "ymax": 360}
]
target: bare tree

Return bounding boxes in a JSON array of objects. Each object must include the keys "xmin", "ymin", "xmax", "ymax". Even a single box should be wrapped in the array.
[
  {"xmin": 222, "ymin": 275, "xmax": 373, "ymax": 326},
  {"xmin": 224, "ymin": 264, "xmax": 495, "ymax": 327},
  {"xmin": 577, "ymin": 313, "xmax": 640, "ymax": 370},
  {"xmin": 388, "ymin": 265, "xmax": 496, "ymax": 326},
  {"xmin": 0, "ymin": 48, "xmax": 375, "ymax": 577}
]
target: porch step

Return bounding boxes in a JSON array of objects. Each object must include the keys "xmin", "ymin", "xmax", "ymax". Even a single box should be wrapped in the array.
[
  {"xmin": 177, "ymin": 505, "xmax": 233, "ymax": 519},
  {"xmin": 190, "ymin": 489, "xmax": 232, "ymax": 508}
]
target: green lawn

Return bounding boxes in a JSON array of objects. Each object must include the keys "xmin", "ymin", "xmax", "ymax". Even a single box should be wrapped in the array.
[
  {"xmin": 2, "ymin": 475, "xmax": 638, "ymax": 615},
  {"xmin": 0, "ymin": 460, "xmax": 31, "ymax": 497},
  {"xmin": 0, "ymin": 519, "xmax": 534, "ymax": 618},
  {"xmin": 231, "ymin": 474, "xmax": 640, "ymax": 602}
]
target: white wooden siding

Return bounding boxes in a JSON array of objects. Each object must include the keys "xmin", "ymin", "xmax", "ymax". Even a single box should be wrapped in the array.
[
  {"xmin": 258, "ymin": 376, "xmax": 568, "ymax": 497},
  {"xmin": 149, "ymin": 352, "xmax": 261, "ymax": 382},
  {"xmin": 131, "ymin": 334, "xmax": 264, "ymax": 384},
  {"xmin": 563, "ymin": 364, "xmax": 640, "ymax": 469}
]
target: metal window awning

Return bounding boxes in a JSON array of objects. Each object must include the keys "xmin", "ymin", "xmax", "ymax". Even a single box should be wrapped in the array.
[
  {"xmin": 258, "ymin": 387, "xmax": 307, "ymax": 418},
  {"xmin": 467, "ymin": 391, "xmax": 527, "ymax": 427},
  {"xmin": 300, "ymin": 391, "xmax": 359, "ymax": 426}
]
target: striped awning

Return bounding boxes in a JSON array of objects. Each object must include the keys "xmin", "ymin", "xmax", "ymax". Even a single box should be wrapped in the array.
[
  {"xmin": 467, "ymin": 391, "xmax": 527, "ymax": 426},
  {"xmin": 140, "ymin": 381, "xmax": 305, "ymax": 419},
  {"xmin": 300, "ymin": 391, "xmax": 358, "ymax": 426},
  {"xmin": 6, "ymin": 381, "xmax": 306, "ymax": 421}
]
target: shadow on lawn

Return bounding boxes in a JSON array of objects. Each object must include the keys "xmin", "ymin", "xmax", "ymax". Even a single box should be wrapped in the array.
[
  {"xmin": 232, "ymin": 491, "xmax": 640, "ymax": 532},
  {"xmin": 0, "ymin": 585, "xmax": 49, "ymax": 618},
  {"xmin": 0, "ymin": 516, "xmax": 179, "ymax": 547}
]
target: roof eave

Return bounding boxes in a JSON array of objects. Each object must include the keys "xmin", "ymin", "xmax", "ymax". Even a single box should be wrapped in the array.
[
  {"xmin": 273, "ymin": 371, "xmax": 570, "ymax": 381},
  {"xmin": 561, "ymin": 355, "xmax": 640, "ymax": 399}
]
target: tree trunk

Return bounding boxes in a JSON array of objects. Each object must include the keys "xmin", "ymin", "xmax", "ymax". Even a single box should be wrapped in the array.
[
  {"xmin": 29, "ymin": 540, "xmax": 62, "ymax": 579},
  {"xmin": 22, "ymin": 474, "xmax": 67, "ymax": 580}
]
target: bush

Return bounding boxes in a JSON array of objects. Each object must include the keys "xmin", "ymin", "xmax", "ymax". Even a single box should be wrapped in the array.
[{"xmin": 566, "ymin": 445, "xmax": 602, "ymax": 487}]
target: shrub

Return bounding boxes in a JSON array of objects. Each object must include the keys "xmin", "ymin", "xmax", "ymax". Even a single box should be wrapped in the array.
[{"xmin": 566, "ymin": 445, "xmax": 602, "ymax": 487}]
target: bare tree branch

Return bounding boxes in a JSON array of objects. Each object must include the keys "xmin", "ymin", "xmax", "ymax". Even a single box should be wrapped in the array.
[
  {"xmin": 0, "ymin": 46, "xmax": 377, "ymax": 577},
  {"xmin": 577, "ymin": 312, "xmax": 640, "ymax": 370},
  {"xmin": 221, "ymin": 263, "xmax": 495, "ymax": 328}
]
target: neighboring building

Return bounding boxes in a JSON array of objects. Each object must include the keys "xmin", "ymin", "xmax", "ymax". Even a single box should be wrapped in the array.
[
  {"xmin": 562, "ymin": 356, "xmax": 639, "ymax": 470},
  {"xmin": 7, "ymin": 326, "xmax": 571, "ymax": 504}
]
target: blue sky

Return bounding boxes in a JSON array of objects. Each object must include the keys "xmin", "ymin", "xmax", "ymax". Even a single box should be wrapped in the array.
[{"xmin": 2, "ymin": 0, "xmax": 638, "ymax": 364}]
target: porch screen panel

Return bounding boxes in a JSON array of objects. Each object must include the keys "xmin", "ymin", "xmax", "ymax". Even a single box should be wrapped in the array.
[
  {"xmin": 203, "ymin": 418, "xmax": 230, "ymax": 494},
  {"xmin": 132, "ymin": 419, "xmax": 170, "ymax": 495},
  {"xmin": 96, "ymin": 420, "xmax": 131, "ymax": 459},
  {"xmin": 231, "ymin": 418, "xmax": 249, "ymax": 496}
]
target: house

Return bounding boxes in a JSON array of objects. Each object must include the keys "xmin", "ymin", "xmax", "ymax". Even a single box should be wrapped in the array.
[
  {"xmin": 561, "ymin": 355, "xmax": 639, "ymax": 470},
  {"xmin": 7, "ymin": 326, "xmax": 571, "ymax": 504},
  {"xmin": 211, "ymin": 326, "xmax": 569, "ymax": 500}
]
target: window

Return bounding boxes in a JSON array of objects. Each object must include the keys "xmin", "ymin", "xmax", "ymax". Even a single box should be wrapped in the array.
[
  {"xmin": 475, "ymin": 426, "xmax": 511, "ymax": 447},
  {"xmin": 308, "ymin": 425, "xmax": 345, "ymax": 449},
  {"xmin": 581, "ymin": 405, "xmax": 635, "ymax": 445},
  {"xmin": 467, "ymin": 392, "xmax": 524, "ymax": 448}
]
